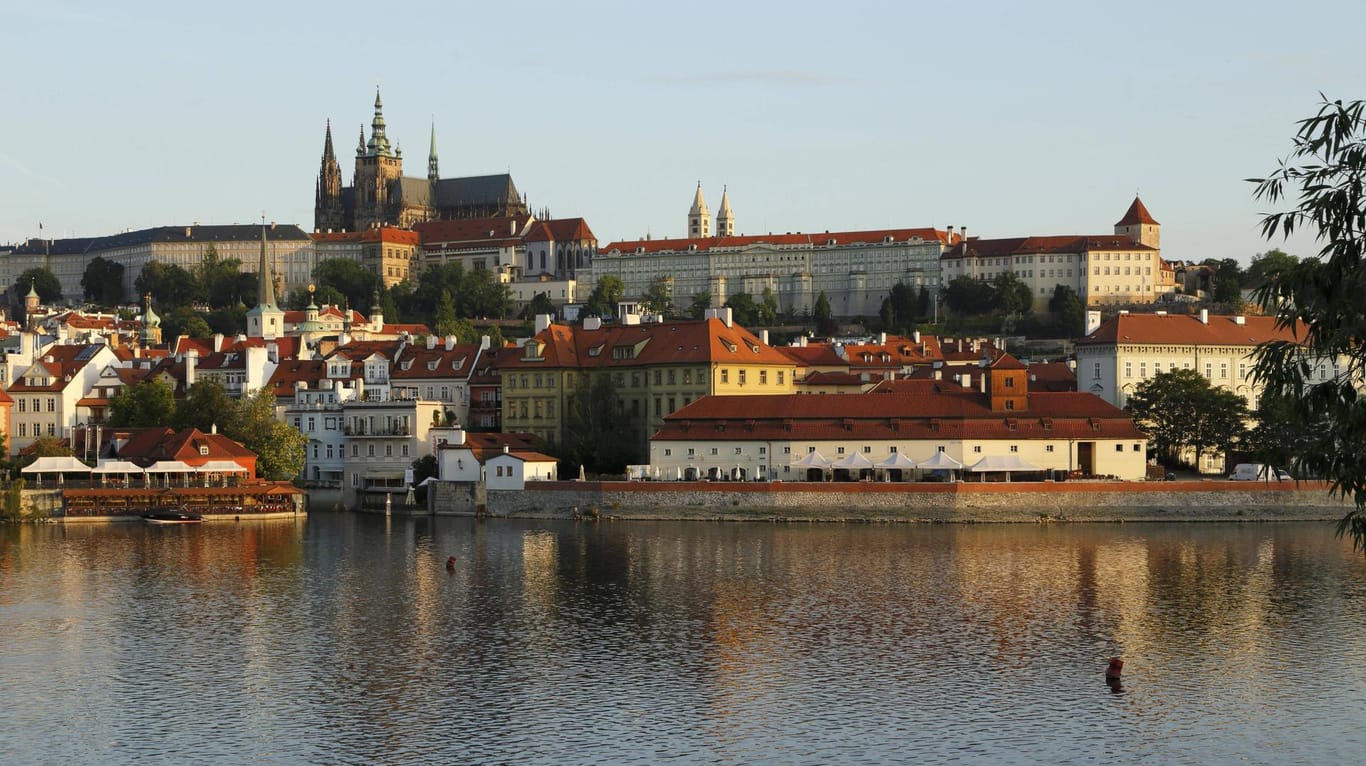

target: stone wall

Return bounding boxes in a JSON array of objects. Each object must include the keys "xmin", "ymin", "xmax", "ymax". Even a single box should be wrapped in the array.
[
  {"xmin": 428, "ymin": 480, "xmax": 487, "ymax": 516},
  {"xmin": 466, "ymin": 480, "xmax": 1354, "ymax": 523}
]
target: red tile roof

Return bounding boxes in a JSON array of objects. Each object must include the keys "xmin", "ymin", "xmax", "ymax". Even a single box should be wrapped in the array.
[
  {"xmin": 496, "ymin": 318, "xmax": 795, "ymax": 371},
  {"xmin": 414, "ymin": 216, "xmax": 532, "ymax": 245},
  {"xmin": 602, "ymin": 227, "xmax": 952, "ymax": 255},
  {"xmin": 1076, "ymin": 312, "xmax": 1302, "ymax": 347},
  {"xmin": 1116, "ymin": 196, "xmax": 1159, "ymax": 227},
  {"xmin": 655, "ymin": 390, "xmax": 1142, "ymax": 442},
  {"xmin": 311, "ymin": 227, "xmax": 420, "ymax": 245},
  {"xmin": 943, "ymin": 235, "xmax": 1155, "ymax": 260}
]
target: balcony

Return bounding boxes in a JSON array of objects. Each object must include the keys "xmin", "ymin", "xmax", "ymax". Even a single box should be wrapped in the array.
[{"xmin": 343, "ymin": 424, "xmax": 413, "ymax": 437}]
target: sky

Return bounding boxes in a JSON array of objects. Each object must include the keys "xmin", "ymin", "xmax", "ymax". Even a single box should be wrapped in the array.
[{"xmin": 4, "ymin": 0, "xmax": 1365, "ymax": 265}]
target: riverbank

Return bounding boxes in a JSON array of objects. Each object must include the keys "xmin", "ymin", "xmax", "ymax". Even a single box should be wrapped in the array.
[{"xmin": 456, "ymin": 479, "xmax": 1354, "ymax": 523}]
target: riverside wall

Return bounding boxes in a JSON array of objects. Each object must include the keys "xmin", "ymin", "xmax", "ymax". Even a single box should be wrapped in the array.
[{"xmin": 471, "ymin": 480, "xmax": 1354, "ymax": 523}]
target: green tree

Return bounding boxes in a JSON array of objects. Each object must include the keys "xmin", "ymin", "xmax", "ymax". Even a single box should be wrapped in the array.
[
  {"xmin": 1244, "ymin": 248, "xmax": 1299, "ymax": 288},
  {"xmin": 1248, "ymin": 95, "xmax": 1366, "ymax": 551},
  {"xmin": 81, "ymin": 257, "xmax": 126, "ymax": 306},
  {"xmin": 433, "ymin": 289, "xmax": 459, "ymax": 336},
  {"xmin": 992, "ymin": 272, "xmax": 1033, "ymax": 315},
  {"xmin": 522, "ymin": 291, "xmax": 556, "ymax": 320},
  {"xmin": 1204, "ymin": 257, "xmax": 1245, "ymax": 305},
  {"xmin": 135, "ymin": 260, "xmax": 199, "ymax": 308},
  {"xmin": 944, "ymin": 276, "xmax": 997, "ymax": 315},
  {"xmin": 813, "ymin": 291, "xmax": 835, "ymax": 335},
  {"xmin": 687, "ymin": 292, "xmax": 712, "ymax": 320},
  {"xmin": 108, "ymin": 379, "xmax": 176, "ymax": 428},
  {"xmin": 161, "ymin": 306, "xmax": 212, "ymax": 339},
  {"xmin": 173, "ymin": 380, "xmax": 235, "ymax": 432},
  {"xmin": 561, "ymin": 373, "xmax": 639, "ymax": 475},
  {"xmin": 724, "ymin": 292, "xmax": 759, "ymax": 327},
  {"xmin": 583, "ymin": 275, "xmax": 625, "ymax": 317},
  {"xmin": 221, "ymin": 388, "xmax": 306, "ymax": 480},
  {"xmin": 1127, "ymin": 369, "xmax": 1249, "ymax": 470},
  {"xmin": 314, "ymin": 258, "xmax": 381, "ymax": 311},
  {"xmin": 1049, "ymin": 284, "xmax": 1086, "ymax": 337},
  {"xmin": 205, "ymin": 306, "xmax": 246, "ymax": 336},
  {"xmin": 640, "ymin": 276, "xmax": 674, "ymax": 317},
  {"xmin": 195, "ymin": 244, "xmax": 250, "ymax": 309},
  {"xmin": 14, "ymin": 267, "xmax": 62, "ymax": 305},
  {"xmin": 1244, "ymin": 391, "xmax": 1320, "ymax": 474},
  {"xmin": 759, "ymin": 287, "xmax": 780, "ymax": 326}
]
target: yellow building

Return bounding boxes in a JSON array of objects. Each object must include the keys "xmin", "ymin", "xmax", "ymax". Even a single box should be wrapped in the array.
[{"xmin": 496, "ymin": 310, "xmax": 797, "ymax": 456}]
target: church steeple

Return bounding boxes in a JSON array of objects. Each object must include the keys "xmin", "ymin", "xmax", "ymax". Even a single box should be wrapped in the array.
[
  {"xmin": 365, "ymin": 87, "xmax": 393, "ymax": 157},
  {"xmin": 246, "ymin": 220, "xmax": 285, "ymax": 339},
  {"xmin": 688, "ymin": 182, "xmax": 711, "ymax": 238},
  {"xmin": 356, "ymin": 124, "xmax": 366, "ymax": 157},
  {"xmin": 428, "ymin": 122, "xmax": 440, "ymax": 183},
  {"xmin": 257, "ymin": 222, "xmax": 278, "ymax": 309},
  {"xmin": 314, "ymin": 120, "xmax": 344, "ymax": 232},
  {"xmin": 716, "ymin": 185, "xmax": 735, "ymax": 237}
]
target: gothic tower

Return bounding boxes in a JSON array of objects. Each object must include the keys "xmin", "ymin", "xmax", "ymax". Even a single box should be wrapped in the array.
[
  {"xmin": 688, "ymin": 182, "xmax": 711, "ymax": 239},
  {"xmin": 428, "ymin": 122, "xmax": 440, "ymax": 184},
  {"xmin": 716, "ymin": 185, "xmax": 735, "ymax": 237},
  {"xmin": 314, "ymin": 120, "xmax": 344, "ymax": 232},
  {"xmin": 246, "ymin": 223, "xmax": 285, "ymax": 340},
  {"xmin": 353, "ymin": 87, "xmax": 404, "ymax": 230},
  {"xmin": 1115, "ymin": 196, "xmax": 1160, "ymax": 250}
]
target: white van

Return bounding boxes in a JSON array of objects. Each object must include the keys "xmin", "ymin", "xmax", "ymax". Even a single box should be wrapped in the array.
[{"xmin": 1229, "ymin": 463, "xmax": 1291, "ymax": 481}]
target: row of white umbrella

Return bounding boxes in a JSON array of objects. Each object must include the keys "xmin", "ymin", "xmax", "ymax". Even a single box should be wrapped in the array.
[{"xmin": 22, "ymin": 457, "xmax": 249, "ymax": 475}]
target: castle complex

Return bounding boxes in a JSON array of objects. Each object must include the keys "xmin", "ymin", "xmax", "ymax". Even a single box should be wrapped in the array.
[{"xmin": 314, "ymin": 89, "xmax": 529, "ymax": 232}]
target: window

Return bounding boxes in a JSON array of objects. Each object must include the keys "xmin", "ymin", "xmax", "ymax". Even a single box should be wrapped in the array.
[
  {"xmin": 311, "ymin": 445, "xmax": 319, "ymax": 459},
  {"xmin": 1116, "ymin": 444, "xmax": 1124, "ymax": 452},
  {"xmin": 1139, "ymin": 362, "xmax": 1147, "ymax": 378},
  {"xmin": 1045, "ymin": 445, "xmax": 1055, "ymax": 453},
  {"xmin": 47, "ymin": 424, "xmax": 54, "ymax": 436},
  {"xmin": 734, "ymin": 447, "xmax": 742, "ymax": 455},
  {"xmin": 739, "ymin": 370, "xmax": 747, "ymax": 385},
  {"xmin": 1093, "ymin": 362, "xmax": 1101, "ymax": 379},
  {"xmin": 710, "ymin": 448, "xmax": 718, "ymax": 455},
  {"xmin": 17, "ymin": 423, "xmax": 25, "ymax": 437},
  {"xmin": 837, "ymin": 447, "xmax": 845, "ymax": 454},
  {"xmin": 352, "ymin": 444, "xmax": 359, "ymax": 457},
  {"xmin": 863, "ymin": 446, "xmax": 872, "ymax": 453},
  {"xmin": 973, "ymin": 446, "xmax": 982, "ymax": 453},
  {"xmin": 664, "ymin": 448, "xmax": 672, "ymax": 456},
  {"xmin": 326, "ymin": 444, "xmax": 334, "ymax": 459},
  {"xmin": 1220, "ymin": 363, "xmax": 1228, "ymax": 379},
  {"xmin": 687, "ymin": 448, "xmax": 695, "ymax": 456},
  {"xmin": 1010, "ymin": 445, "xmax": 1019, "ymax": 453},
  {"xmin": 1124, "ymin": 362, "xmax": 1132, "ymax": 378},
  {"xmin": 367, "ymin": 445, "xmax": 375, "ymax": 457},
  {"xmin": 1133, "ymin": 444, "xmax": 1142, "ymax": 452},
  {"xmin": 48, "ymin": 398, "xmax": 55, "ymax": 413},
  {"xmin": 1005, "ymin": 400, "xmax": 1016, "ymax": 411},
  {"xmin": 759, "ymin": 447, "xmax": 766, "ymax": 455},
  {"xmin": 778, "ymin": 371, "xmax": 785, "ymax": 385},
  {"xmin": 721, "ymin": 369, "xmax": 729, "ymax": 384},
  {"xmin": 17, "ymin": 399, "xmax": 24, "ymax": 413},
  {"xmin": 889, "ymin": 446, "xmax": 897, "ymax": 453},
  {"xmin": 938, "ymin": 446, "xmax": 946, "ymax": 453}
]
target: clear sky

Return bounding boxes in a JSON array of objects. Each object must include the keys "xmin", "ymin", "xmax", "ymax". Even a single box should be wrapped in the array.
[{"xmin": 4, "ymin": 0, "xmax": 1364, "ymax": 264}]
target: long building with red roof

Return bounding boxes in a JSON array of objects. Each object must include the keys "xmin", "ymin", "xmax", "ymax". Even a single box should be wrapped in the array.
[
  {"xmin": 939, "ymin": 197, "xmax": 1178, "ymax": 310},
  {"xmin": 649, "ymin": 349, "xmax": 1146, "ymax": 481},
  {"xmin": 584, "ymin": 190, "xmax": 955, "ymax": 319}
]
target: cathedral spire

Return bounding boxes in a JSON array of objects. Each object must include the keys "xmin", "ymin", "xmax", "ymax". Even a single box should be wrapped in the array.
[
  {"xmin": 688, "ymin": 182, "xmax": 711, "ymax": 239},
  {"xmin": 717, "ymin": 185, "xmax": 735, "ymax": 237},
  {"xmin": 258, "ymin": 219, "xmax": 278, "ymax": 309},
  {"xmin": 428, "ymin": 121, "xmax": 439, "ymax": 183},
  {"xmin": 315, "ymin": 120, "xmax": 344, "ymax": 232},
  {"xmin": 357, "ymin": 124, "xmax": 366, "ymax": 156},
  {"xmin": 366, "ymin": 86, "xmax": 392, "ymax": 156}
]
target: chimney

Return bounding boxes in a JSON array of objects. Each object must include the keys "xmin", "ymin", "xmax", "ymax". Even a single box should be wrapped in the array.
[
  {"xmin": 720, "ymin": 307, "xmax": 733, "ymax": 328},
  {"xmin": 1200, "ymin": 308, "xmax": 1209, "ymax": 324},
  {"xmin": 427, "ymin": 334, "xmax": 437, "ymax": 350},
  {"xmin": 760, "ymin": 329, "xmax": 769, "ymax": 345},
  {"xmin": 1234, "ymin": 315, "xmax": 1246, "ymax": 326},
  {"xmin": 878, "ymin": 332, "xmax": 887, "ymax": 345},
  {"xmin": 185, "ymin": 349, "xmax": 198, "ymax": 387},
  {"xmin": 912, "ymin": 330, "xmax": 920, "ymax": 343},
  {"xmin": 445, "ymin": 335, "xmax": 456, "ymax": 351},
  {"xmin": 479, "ymin": 335, "xmax": 491, "ymax": 351},
  {"xmin": 210, "ymin": 423, "xmax": 217, "ymax": 434},
  {"xmin": 584, "ymin": 316, "xmax": 602, "ymax": 331},
  {"xmin": 1085, "ymin": 310, "xmax": 1102, "ymax": 336},
  {"xmin": 534, "ymin": 314, "xmax": 552, "ymax": 334},
  {"xmin": 213, "ymin": 333, "xmax": 224, "ymax": 352},
  {"xmin": 503, "ymin": 445, "xmax": 509, "ymax": 454}
]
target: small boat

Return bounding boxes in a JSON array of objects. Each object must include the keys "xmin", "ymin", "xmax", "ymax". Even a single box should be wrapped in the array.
[{"xmin": 142, "ymin": 510, "xmax": 203, "ymax": 525}]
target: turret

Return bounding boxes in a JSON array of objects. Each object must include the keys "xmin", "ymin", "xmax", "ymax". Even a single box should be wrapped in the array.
[
  {"xmin": 688, "ymin": 182, "xmax": 711, "ymax": 238},
  {"xmin": 716, "ymin": 185, "xmax": 735, "ymax": 237}
]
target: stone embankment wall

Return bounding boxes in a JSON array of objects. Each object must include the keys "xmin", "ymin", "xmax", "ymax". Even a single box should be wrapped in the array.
[
  {"xmin": 428, "ymin": 480, "xmax": 487, "ymax": 516},
  {"xmin": 466, "ymin": 480, "xmax": 1353, "ymax": 523}
]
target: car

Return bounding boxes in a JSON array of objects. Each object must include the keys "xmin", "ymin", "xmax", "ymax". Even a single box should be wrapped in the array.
[{"xmin": 1229, "ymin": 463, "xmax": 1292, "ymax": 481}]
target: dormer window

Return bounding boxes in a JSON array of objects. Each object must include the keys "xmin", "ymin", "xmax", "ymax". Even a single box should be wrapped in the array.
[{"xmin": 199, "ymin": 446, "xmax": 210, "ymax": 456}]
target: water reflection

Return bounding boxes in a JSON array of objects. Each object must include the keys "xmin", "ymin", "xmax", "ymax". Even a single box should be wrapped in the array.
[{"xmin": 1, "ymin": 518, "xmax": 1363, "ymax": 765}]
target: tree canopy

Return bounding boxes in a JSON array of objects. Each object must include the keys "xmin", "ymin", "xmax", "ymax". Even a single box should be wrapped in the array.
[
  {"xmin": 81, "ymin": 257, "xmax": 126, "ymax": 306},
  {"xmin": 560, "ymin": 373, "xmax": 639, "ymax": 475},
  {"xmin": 1127, "ymin": 368, "xmax": 1249, "ymax": 471},
  {"xmin": 583, "ymin": 275, "xmax": 624, "ymax": 318},
  {"xmin": 1248, "ymin": 95, "xmax": 1366, "ymax": 552},
  {"xmin": 108, "ymin": 379, "xmax": 177, "ymax": 428},
  {"xmin": 14, "ymin": 267, "xmax": 61, "ymax": 305}
]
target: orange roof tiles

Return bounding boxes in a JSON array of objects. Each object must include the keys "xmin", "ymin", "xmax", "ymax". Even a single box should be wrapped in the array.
[
  {"xmin": 496, "ymin": 318, "xmax": 795, "ymax": 372},
  {"xmin": 1116, "ymin": 197, "xmax": 1159, "ymax": 227},
  {"xmin": 1077, "ymin": 313, "xmax": 1302, "ymax": 347}
]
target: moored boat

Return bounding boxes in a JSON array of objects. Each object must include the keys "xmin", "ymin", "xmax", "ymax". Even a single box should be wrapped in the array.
[{"xmin": 142, "ymin": 510, "xmax": 203, "ymax": 525}]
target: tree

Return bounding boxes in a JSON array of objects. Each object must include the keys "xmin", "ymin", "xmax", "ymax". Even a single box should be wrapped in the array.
[
  {"xmin": 205, "ymin": 306, "xmax": 246, "ymax": 336},
  {"xmin": 196, "ymin": 244, "xmax": 249, "ymax": 309},
  {"xmin": 640, "ymin": 276, "xmax": 674, "ymax": 317},
  {"xmin": 433, "ymin": 289, "xmax": 459, "ymax": 336},
  {"xmin": 14, "ymin": 267, "xmax": 62, "ymax": 305},
  {"xmin": 944, "ymin": 276, "xmax": 996, "ymax": 315},
  {"xmin": 1244, "ymin": 391, "xmax": 1321, "ymax": 474},
  {"xmin": 220, "ymin": 388, "xmax": 306, "ymax": 480},
  {"xmin": 1049, "ymin": 285, "xmax": 1086, "ymax": 337},
  {"xmin": 1204, "ymin": 257, "xmax": 1245, "ymax": 305},
  {"xmin": 584, "ymin": 275, "xmax": 625, "ymax": 317},
  {"xmin": 1244, "ymin": 248, "xmax": 1299, "ymax": 289},
  {"xmin": 561, "ymin": 373, "xmax": 639, "ymax": 475},
  {"xmin": 135, "ymin": 260, "xmax": 199, "ymax": 308},
  {"xmin": 173, "ymin": 380, "xmax": 235, "ymax": 432},
  {"xmin": 1248, "ymin": 95, "xmax": 1366, "ymax": 552},
  {"xmin": 812, "ymin": 291, "xmax": 835, "ymax": 336},
  {"xmin": 522, "ymin": 291, "xmax": 556, "ymax": 321},
  {"xmin": 724, "ymin": 292, "xmax": 759, "ymax": 327},
  {"xmin": 1127, "ymin": 369, "xmax": 1249, "ymax": 470},
  {"xmin": 687, "ymin": 292, "xmax": 711, "ymax": 320},
  {"xmin": 759, "ymin": 287, "xmax": 780, "ymax": 326},
  {"xmin": 992, "ymin": 272, "xmax": 1033, "ymax": 315},
  {"xmin": 81, "ymin": 257, "xmax": 126, "ymax": 306},
  {"xmin": 161, "ymin": 306, "xmax": 212, "ymax": 339},
  {"xmin": 108, "ymin": 379, "xmax": 176, "ymax": 428},
  {"xmin": 314, "ymin": 258, "xmax": 381, "ymax": 311}
]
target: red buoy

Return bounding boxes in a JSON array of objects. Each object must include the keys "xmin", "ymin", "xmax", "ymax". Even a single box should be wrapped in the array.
[
  {"xmin": 1106, "ymin": 657, "xmax": 1124, "ymax": 680},
  {"xmin": 446, "ymin": 555, "xmax": 457, "ymax": 571}
]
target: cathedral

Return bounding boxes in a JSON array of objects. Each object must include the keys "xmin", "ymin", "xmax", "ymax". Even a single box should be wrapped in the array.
[{"xmin": 314, "ymin": 89, "xmax": 529, "ymax": 232}]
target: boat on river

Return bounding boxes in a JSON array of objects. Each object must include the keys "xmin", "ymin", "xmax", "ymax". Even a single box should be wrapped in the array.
[{"xmin": 142, "ymin": 510, "xmax": 203, "ymax": 525}]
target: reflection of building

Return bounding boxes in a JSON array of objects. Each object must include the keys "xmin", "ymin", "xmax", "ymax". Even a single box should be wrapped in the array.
[
  {"xmin": 650, "ymin": 350, "xmax": 1146, "ymax": 481},
  {"xmin": 939, "ymin": 197, "xmax": 1179, "ymax": 310}
]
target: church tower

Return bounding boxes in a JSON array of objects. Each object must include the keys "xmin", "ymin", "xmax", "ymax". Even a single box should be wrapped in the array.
[
  {"xmin": 314, "ymin": 120, "xmax": 345, "ymax": 232},
  {"xmin": 246, "ymin": 223, "xmax": 285, "ymax": 340},
  {"xmin": 353, "ymin": 87, "xmax": 404, "ymax": 230},
  {"xmin": 688, "ymin": 182, "xmax": 711, "ymax": 239},
  {"xmin": 1115, "ymin": 196, "xmax": 1160, "ymax": 250},
  {"xmin": 428, "ymin": 122, "xmax": 440, "ymax": 184},
  {"xmin": 716, "ymin": 186, "xmax": 735, "ymax": 237}
]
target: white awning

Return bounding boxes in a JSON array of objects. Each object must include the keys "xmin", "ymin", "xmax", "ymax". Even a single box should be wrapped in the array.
[
  {"xmin": 968, "ymin": 455, "xmax": 1043, "ymax": 473},
  {"xmin": 195, "ymin": 460, "xmax": 249, "ymax": 473},
  {"xmin": 146, "ymin": 460, "xmax": 196, "ymax": 473},
  {"xmin": 877, "ymin": 452, "xmax": 918, "ymax": 470},
  {"xmin": 831, "ymin": 452, "xmax": 875, "ymax": 470},
  {"xmin": 919, "ymin": 452, "xmax": 965, "ymax": 470},
  {"xmin": 22, "ymin": 456, "xmax": 92, "ymax": 473},
  {"xmin": 790, "ymin": 450, "xmax": 832, "ymax": 468},
  {"xmin": 92, "ymin": 460, "xmax": 145, "ymax": 474}
]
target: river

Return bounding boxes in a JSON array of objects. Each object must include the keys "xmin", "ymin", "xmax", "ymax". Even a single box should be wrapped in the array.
[{"xmin": 2, "ymin": 515, "xmax": 1363, "ymax": 765}]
